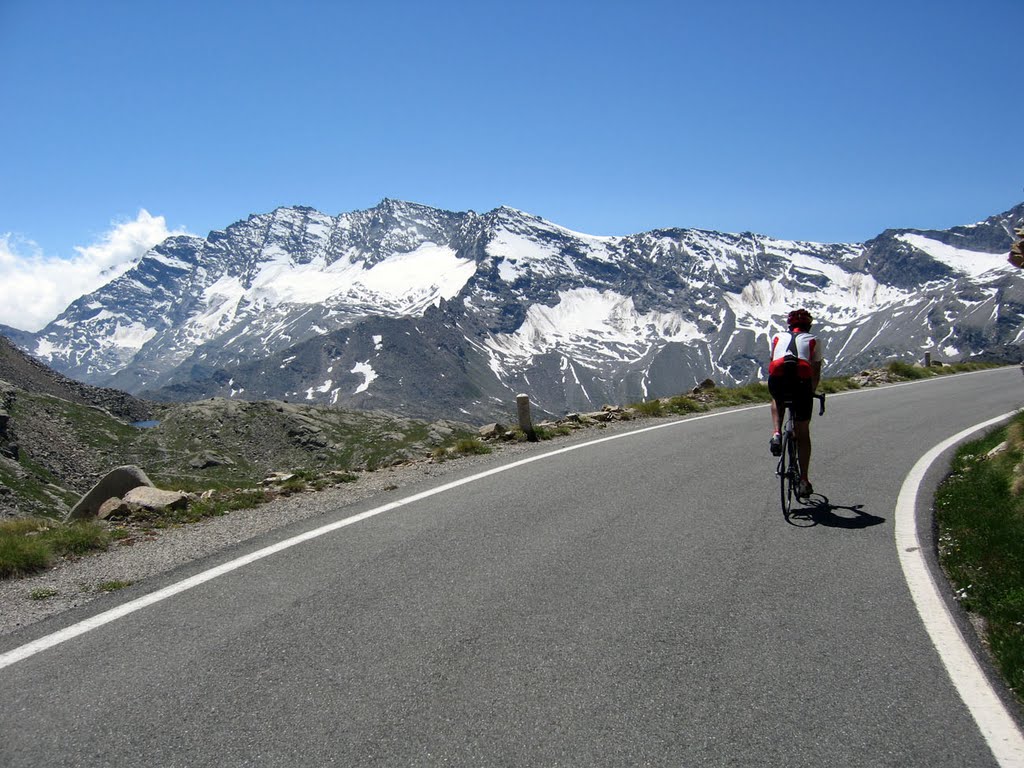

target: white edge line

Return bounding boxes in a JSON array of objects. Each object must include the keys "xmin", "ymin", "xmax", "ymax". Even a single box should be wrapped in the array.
[
  {"xmin": 895, "ymin": 409, "xmax": 1024, "ymax": 767},
  {"xmin": 0, "ymin": 404, "xmax": 763, "ymax": 671}
]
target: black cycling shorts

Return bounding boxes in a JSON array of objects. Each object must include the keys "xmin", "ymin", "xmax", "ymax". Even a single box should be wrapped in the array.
[{"xmin": 768, "ymin": 375, "xmax": 814, "ymax": 421}]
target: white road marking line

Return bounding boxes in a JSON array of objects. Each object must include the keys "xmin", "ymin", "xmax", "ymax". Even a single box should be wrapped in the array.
[
  {"xmin": 0, "ymin": 405, "xmax": 760, "ymax": 671},
  {"xmin": 895, "ymin": 410, "xmax": 1024, "ymax": 767}
]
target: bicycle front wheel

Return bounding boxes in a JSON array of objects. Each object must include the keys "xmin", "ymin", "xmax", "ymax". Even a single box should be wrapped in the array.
[{"xmin": 779, "ymin": 432, "xmax": 797, "ymax": 515}]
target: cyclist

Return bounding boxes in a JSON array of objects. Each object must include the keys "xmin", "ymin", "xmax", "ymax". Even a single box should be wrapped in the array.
[{"xmin": 767, "ymin": 308, "xmax": 823, "ymax": 499}]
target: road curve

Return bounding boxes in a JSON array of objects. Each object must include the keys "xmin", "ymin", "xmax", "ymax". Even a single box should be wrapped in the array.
[{"xmin": 1, "ymin": 367, "xmax": 1023, "ymax": 767}]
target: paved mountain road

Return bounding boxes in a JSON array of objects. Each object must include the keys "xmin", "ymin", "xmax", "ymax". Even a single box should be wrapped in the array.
[{"xmin": 2, "ymin": 367, "xmax": 1023, "ymax": 766}]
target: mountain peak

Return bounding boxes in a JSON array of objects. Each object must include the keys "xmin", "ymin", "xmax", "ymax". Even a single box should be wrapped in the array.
[
  {"xmin": 371, "ymin": 198, "xmax": 434, "ymax": 215},
  {"xmin": 489, "ymin": 205, "xmax": 537, "ymax": 220}
]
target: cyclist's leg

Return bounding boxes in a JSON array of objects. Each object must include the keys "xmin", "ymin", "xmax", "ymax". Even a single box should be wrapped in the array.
[
  {"xmin": 767, "ymin": 376, "xmax": 786, "ymax": 454},
  {"xmin": 768, "ymin": 376, "xmax": 784, "ymax": 431},
  {"xmin": 792, "ymin": 380, "xmax": 814, "ymax": 490},
  {"xmin": 794, "ymin": 419, "xmax": 811, "ymax": 480}
]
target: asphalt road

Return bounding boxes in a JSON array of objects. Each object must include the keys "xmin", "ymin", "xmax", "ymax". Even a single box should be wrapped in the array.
[{"xmin": 2, "ymin": 367, "xmax": 1023, "ymax": 767}]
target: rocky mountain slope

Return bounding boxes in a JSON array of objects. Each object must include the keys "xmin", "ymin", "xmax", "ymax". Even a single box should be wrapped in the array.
[
  {"xmin": 0, "ymin": 335, "xmax": 150, "ymax": 423},
  {"xmin": 0, "ymin": 336, "xmax": 474, "ymax": 519},
  {"xmin": 7, "ymin": 200, "xmax": 1024, "ymax": 420}
]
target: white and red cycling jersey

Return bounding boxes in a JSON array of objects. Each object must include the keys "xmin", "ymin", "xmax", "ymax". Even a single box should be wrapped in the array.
[{"xmin": 768, "ymin": 331, "xmax": 822, "ymax": 380}]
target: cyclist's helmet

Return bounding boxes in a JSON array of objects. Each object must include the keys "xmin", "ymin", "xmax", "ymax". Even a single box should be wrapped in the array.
[{"xmin": 787, "ymin": 308, "xmax": 813, "ymax": 331}]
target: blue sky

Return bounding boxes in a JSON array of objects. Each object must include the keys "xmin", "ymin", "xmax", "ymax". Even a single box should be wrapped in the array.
[{"xmin": 1, "ymin": 0, "xmax": 1022, "ymax": 330}]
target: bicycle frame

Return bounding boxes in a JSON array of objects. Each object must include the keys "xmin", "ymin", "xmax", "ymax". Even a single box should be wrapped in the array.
[{"xmin": 776, "ymin": 393, "xmax": 825, "ymax": 515}]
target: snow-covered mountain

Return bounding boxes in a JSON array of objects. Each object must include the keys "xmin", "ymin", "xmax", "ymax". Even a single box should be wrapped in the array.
[{"xmin": 8, "ymin": 199, "xmax": 1024, "ymax": 420}]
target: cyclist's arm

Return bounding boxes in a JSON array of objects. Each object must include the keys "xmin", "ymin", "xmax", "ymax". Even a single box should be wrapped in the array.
[{"xmin": 811, "ymin": 360, "xmax": 822, "ymax": 393}]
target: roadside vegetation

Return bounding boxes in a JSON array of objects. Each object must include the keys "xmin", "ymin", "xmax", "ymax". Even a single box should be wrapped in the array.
[
  {"xmin": 935, "ymin": 412, "xmax": 1024, "ymax": 704},
  {"xmin": 887, "ymin": 359, "xmax": 995, "ymax": 380},
  {"xmin": 628, "ymin": 360, "xmax": 998, "ymax": 416},
  {"xmin": 0, "ymin": 359, "xmax": 1007, "ymax": 582},
  {"xmin": 0, "ymin": 518, "xmax": 109, "ymax": 579}
]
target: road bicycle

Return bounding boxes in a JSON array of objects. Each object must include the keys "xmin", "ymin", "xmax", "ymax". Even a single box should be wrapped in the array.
[{"xmin": 777, "ymin": 392, "xmax": 826, "ymax": 516}]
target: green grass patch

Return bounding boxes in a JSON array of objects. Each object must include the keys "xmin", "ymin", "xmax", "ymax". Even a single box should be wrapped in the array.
[
  {"xmin": 936, "ymin": 361, "xmax": 1000, "ymax": 375},
  {"xmin": 935, "ymin": 413, "xmax": 1024, "ymax": 701},
  {"xmin": 505, "ymin": 426, "xmax": 569, "ymax": 442},
  {"xmin": 818, "ymin": 376, "xmax": 860, "ymax": 394},
  {"xmin": 0, "ymin": 519, "xmax": 110, "ymax": 579},
  {"xmin": 453, "ymin": 438, "xmax": 492, "ymax": 455},
  {"xmin": 285, "ymin": 468, "xmax": 337, "ymax": 491},
  {"xmin": 887, "ymin": 360, "xmax": 931, "ymax": 380},
  {"xmin": 632, "ymin": 400, "xmax": 664, "ymax": 417},
  {"xmin": 0, "ymin": 533, "xmax": 51, "ymax": 578},
  {"xmin": 665, "ymin": 395, "xmax": 707, "ymax": 414},
  {"xmin": 884, "ymin": 360, "xmax": 1001, "ymax": 383},
  {"xmin": 277, "ymin": 476, "xmax": 311, "ymax": 495},
  {"xmin": 535, "ymin": 425, "xmax": 573, "ymax": 439},
  {"xmin": 708, "ymin": 382, "xmax": 770, "ymax": 406},
  {"xmin": 156, "ymin": 488, "xmax": 275, "ymax": 524},
  {"xmin": 96, "ymin": 580, "xmax": 132, "ymax": 592},
  {"xmin": 46, "ymin": 523, "xmax": 110, "ymax": 556},
  {"xmin": 29, "ymin": 587, "xmax": 59, "ymax": 600}
]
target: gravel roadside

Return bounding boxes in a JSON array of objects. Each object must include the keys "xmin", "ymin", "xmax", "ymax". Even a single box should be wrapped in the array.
[{"xmin": 0, "ymin": 418, "xmax": 653, "ymax": 637}]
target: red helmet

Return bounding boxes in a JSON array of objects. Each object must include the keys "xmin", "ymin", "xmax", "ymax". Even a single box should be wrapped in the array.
[{"xmin": 787, "ymin": 308, "xmax": 813, "ymax": 330}]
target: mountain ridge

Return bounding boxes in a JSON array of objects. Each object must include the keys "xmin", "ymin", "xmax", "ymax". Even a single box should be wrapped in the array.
[{"xmin": 6, "ymin": 199, "xmax": 1024, "ymax": 420}]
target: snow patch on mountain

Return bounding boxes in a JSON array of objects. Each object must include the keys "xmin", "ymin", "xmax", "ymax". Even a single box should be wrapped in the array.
[
  {"xmin": 486, "ymin": 210, "xmax": 617, "ymax": 281},
  {"xmin": 205, "ymin": 243, "xmax": 473, "ymax": 311},
  {"xmin": 305, "ymin": 379, "xmax": 333, "ymax": 401},
  {"xmin": 488, "ymin": 229, "xmax": 582, "ymax": 280},
  {"xmin": 728, "ymin": 239, "xmax": 912, "ymax": 332},
  {"xmin": 178, "ymin": 243, "xmax": 476, "ymax": 349},
  {"xmin": 108, "ymin": 321, "xmax": 158, "ymax": 351},
  {"xmin": 896, "ymin": 233, "xmax": 1012, "ymax": 278},
  {"xmin": 357, "ymin": 244, "xmax": 476, "ymax": 303},
  {"xmin": 483, "ymin": 288, "xmax": 700, "ymax": 375},
  {"xmin": 351, "ymin": 361, "xmax": 377, "ymax": 393}
]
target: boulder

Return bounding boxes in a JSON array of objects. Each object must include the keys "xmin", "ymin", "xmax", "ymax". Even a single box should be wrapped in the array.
[
  {"xmin": 123, "ymin": 486, "xmax": 188, "ymax": 513},
  {"xmin": 428, "ymin": 421, "xmax": 456, "ymax": 442},
  {"xmin": 97, "ymin": 497, "xmax": 130, "ymax": 520},
  {"xmin": 478, "ymin": 422, "xmax": 507, "ymax": 439},
  {"xmin": 67, "ymin": 465, "xmax": 154, "ymax": 521}
]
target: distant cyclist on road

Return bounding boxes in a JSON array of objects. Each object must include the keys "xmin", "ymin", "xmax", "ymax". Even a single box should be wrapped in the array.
[{"xmin": 768, "ymin": 308, "xmax": 824, "ymax": 499}]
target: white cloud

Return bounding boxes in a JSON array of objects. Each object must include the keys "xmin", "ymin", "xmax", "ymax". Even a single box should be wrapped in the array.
[{"xmin": 0, "ymin": 210, "xmax": 189, "ymax": 332}]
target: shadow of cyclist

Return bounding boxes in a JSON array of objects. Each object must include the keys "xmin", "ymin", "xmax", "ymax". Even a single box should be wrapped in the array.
[{"xmin": 785, "ymin": 494, "xmax": 886, "ymax": 529}]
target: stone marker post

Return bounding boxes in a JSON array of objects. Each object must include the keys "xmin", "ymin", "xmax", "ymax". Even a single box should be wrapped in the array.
[{"xmin": 516, "ymin": 393, "xmax": 537, "ymax": 442}]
